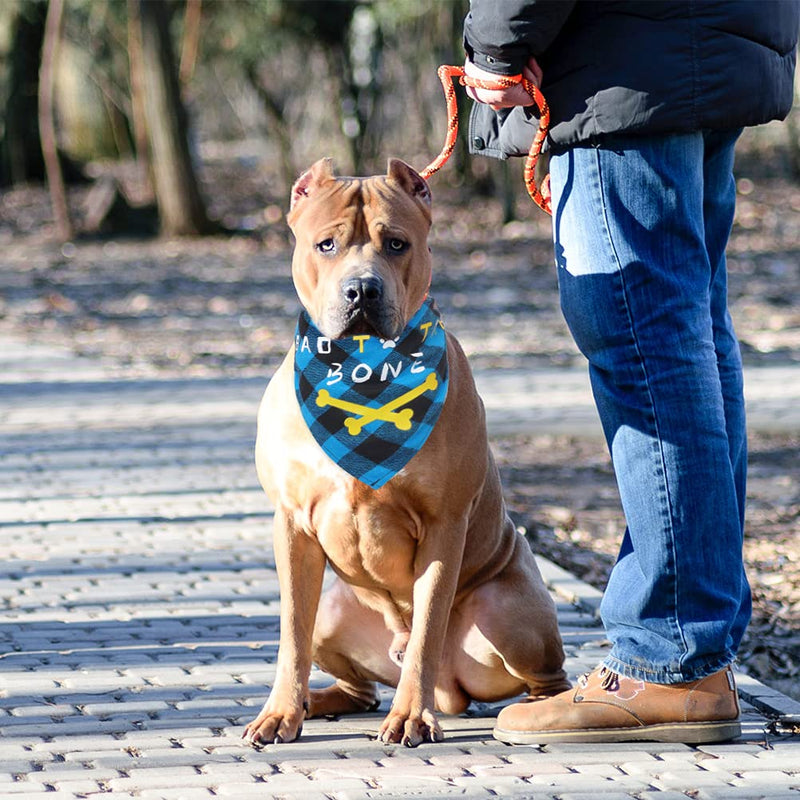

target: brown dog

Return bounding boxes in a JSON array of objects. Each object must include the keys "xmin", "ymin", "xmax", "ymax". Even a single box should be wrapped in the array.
[{"xmin": 243, "ymin": 158, "xmax": 569, "ymax": 748}]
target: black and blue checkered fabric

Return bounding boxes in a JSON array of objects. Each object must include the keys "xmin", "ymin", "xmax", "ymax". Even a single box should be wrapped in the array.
[{"xmin": 294, "ymin": 297, "xmax": 449, "ymax": 489}]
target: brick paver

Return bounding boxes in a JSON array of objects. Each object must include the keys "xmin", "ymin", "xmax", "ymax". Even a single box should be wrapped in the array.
[{"xmin": 1, "ymin": 337, "xmax": 798, "ymax": 799}]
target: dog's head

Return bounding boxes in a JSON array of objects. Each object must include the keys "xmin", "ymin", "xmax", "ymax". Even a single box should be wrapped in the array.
[{"xmin": 286, "ymin": 158, "xmax": 432, "ymax": 340}]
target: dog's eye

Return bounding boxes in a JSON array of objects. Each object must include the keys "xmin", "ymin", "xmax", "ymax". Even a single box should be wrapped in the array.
[
  {"xmin": 385, "ymin": 238, "xmax": 408, "ymax": 254},
  {"xmin": 316, "ymin": 238, "xmax": 336, "ymax": 254}
]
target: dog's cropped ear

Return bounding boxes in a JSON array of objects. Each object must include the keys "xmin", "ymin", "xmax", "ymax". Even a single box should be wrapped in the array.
[
  {"xmin": 386, "ymin": 159, "xmax": 431, "ymax": 207},
  {"xmin": 290, "ymin": 158, "xmax": 335, "ymax": 211}
]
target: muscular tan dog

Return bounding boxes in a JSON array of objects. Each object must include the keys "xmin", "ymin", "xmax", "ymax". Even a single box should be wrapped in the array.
[{"xmin": 243, "ymin": 158, "xmax": 570, "ymax": 748}]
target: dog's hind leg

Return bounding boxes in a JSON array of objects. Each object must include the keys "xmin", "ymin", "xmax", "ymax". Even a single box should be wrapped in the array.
[
  {"xmin": 449, "ymin": 543, "xmax": 571, "ymax": 703},
  {"xmin": 308, "ymin": 578, "xmax": 400, "ymax": 718},
  {"xmin": 308, "ymin": 680, "xmax": 381, "ymax": 717}
]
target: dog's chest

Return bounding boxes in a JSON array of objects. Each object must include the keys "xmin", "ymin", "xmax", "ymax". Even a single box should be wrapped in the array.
[{"xmin": 312, "ymin": 493, "xmax": 419, "ymax": 592}]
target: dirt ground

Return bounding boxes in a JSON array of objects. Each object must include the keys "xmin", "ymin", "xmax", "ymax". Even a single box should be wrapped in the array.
[{"xmin": 1, "ymin": 125, "xmax": 798, "ymax": 699}]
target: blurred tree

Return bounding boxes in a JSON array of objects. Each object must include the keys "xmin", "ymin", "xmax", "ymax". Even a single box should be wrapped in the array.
[
  {"xmin": 132, "ymin": 0, "xmax": 215, "ymax": 235},
  {"xmin": 375, "ymin": 0, "xmax": 471, "ymax": 179},
  {"xmin": 126, "ymin": 0, "xmax": 151, "ymax": 198},
  {"xmin": 194, "ymin": 0, "xmax": 325, "ymax": 189},
  {"xmin": 280, "ymin": 0, "xmax": 371, "ymax": 173},
  {"xmin": 211, "ymin": 0, "xmax": 368, "ymax": 177},
  {"xmin": 787, "ymin": 49, "xmax": 800, "ymax": 178},
  {"xmin": 1, "ymin": 0, "xmax": 495, "ymax": 229},
  {"xmin": 0, "ymin": 0, "xmax": 47, "ymax": 186},
  {"xmin": 179, "ymin": 0, "xmax": 202, "ymax": 88},
  {"xmin": 195, "ymin": 0, "xmax": 469, "ymax": 188},
  {"xmin": 39, "ymin": 0, "xmax": 72, "ymax": 239},
  {"xmin": 57, "ymin": 1, "xmax": 132, "ymax": 163}
]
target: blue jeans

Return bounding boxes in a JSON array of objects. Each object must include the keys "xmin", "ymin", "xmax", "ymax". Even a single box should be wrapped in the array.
[{"xmin": 549, "ymin": 130, "xmax": 751, "ymax": 684}]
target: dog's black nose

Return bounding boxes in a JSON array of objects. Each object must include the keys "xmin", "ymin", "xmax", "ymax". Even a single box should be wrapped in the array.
[{"xmin": 342, "ymin": 276, "xmax": 383, "ymax": 307}]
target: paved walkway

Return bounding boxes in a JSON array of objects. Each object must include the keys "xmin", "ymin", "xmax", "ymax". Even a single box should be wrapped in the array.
[{"xmin": 1, "ymin": 337, "xmax": 799, "ymax": 799}]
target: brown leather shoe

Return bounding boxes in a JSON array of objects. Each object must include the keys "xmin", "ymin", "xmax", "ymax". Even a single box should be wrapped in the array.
[{"xmin": 494, "ymin": 665, "xmax": 741, "ymax": 744}]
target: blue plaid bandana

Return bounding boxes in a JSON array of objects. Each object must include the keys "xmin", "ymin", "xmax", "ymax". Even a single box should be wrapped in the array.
[{"xmin": 294, "ymin": 297, "xmax": 449, "ymax": 489}]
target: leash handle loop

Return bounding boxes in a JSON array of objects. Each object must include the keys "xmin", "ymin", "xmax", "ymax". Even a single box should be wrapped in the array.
[{"xmin": 420, "ymin": 65, "xmax": 551, "ymax": 216}]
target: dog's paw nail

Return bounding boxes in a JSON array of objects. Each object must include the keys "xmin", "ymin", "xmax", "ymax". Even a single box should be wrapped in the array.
[{"xmin": 244, "ymin": 732, "xmax": 264, "ymax": 749}]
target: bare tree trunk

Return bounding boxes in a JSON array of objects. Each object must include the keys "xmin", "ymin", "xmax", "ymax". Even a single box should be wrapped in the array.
[
  {"xmin": 126, "ymin": 0, "xmax": 153, "ymax": 201},
  {"xmin": 38, "ymin": 0, "xmax": 72, "ymax": 241},
  {"xmin": 135, "ymin": 0, "xmax": 215, "ymax": 235},
  {"xmin": 1, "ymin": 1, "xmax": 47, "ymax": 186},
  {"xmin": 786, "ymin": 52, "xmax": 800, "ymax": 178},
  {"xmin": 180, "ymin": 0, "xmax": 203, "ymax": 89}
]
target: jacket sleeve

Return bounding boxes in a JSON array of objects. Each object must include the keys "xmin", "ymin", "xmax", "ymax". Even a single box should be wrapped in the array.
[{"xmin": 464, "ymin": 0, "xmax": 576, "ymax": 75}]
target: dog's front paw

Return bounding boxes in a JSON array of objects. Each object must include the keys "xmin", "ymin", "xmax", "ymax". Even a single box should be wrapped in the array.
[
  {"xmin": 242, "ymin": 700, "xmax": 307, "ymax": 747},
  {"xmin": 378, "ymin": 706, "xmax": 443, "ymax": 747}
]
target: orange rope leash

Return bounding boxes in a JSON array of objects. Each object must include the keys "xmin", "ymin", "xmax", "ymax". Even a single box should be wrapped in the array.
[{"xmin": 420, "ymin": 65, "xmax": 551, "ymax": 216}]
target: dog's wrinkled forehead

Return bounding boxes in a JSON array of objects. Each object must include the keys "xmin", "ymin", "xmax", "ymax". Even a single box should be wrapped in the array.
[{"xmin": 287, "ymin": 158, "xmax": 431, "ymax": 238}]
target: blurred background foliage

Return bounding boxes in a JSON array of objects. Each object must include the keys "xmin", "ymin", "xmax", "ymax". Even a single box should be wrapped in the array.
[
  {"xmin": 0, "ymin": 0, "xmax": 482, "ymax": 237},
  {"xmin": 0, "ymin": 0, "xmax": 797, "ymax": 238}
]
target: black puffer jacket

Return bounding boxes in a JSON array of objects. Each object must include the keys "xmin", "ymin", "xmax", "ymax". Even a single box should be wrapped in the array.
[{"xmin": 464, "ymin": 0, "xmax": 799, "ymax": 156}]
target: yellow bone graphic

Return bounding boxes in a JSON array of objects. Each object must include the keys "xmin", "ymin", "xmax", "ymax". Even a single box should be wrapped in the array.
[
  {"xmin": 315, "ymin": 389, "xmax": 412, "ymax": 430},
  {"xmin": 315, "ymin": 372, "xmax": 439, "ymax": 436}
]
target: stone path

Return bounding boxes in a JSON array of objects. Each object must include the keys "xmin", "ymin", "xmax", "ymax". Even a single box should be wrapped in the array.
[{"xmin": 2, "ymin": 337, "xmax": 799, "ymax": 799}]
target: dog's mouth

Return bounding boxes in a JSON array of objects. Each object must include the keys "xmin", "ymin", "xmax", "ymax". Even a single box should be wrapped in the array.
[
  {"xmin": 342, "ymin": 310, "xmax": 381, "ymax": 337},
  {"xmin": 335, "ymin": 307, "xmax": 400, "ymax": 340}
]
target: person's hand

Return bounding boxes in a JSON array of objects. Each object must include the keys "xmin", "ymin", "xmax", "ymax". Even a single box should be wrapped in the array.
[{"xmin": 463, "ymin": 56, "xmax": 542, "ymax": 110}]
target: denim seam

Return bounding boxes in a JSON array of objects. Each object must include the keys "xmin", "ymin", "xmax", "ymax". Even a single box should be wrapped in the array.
[{"xmin": 590, "ymin": 145, "xmax": 691, "ymax": 673}]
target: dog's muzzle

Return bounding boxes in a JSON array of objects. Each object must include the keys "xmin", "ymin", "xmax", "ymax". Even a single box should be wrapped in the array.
[
  {"xmin": 339, "ymin": 275, "xmax": 396, "ymax": 337},
  {"xmin": 342, "ymin": 276, "xmax": 384, "ymax": 309}
]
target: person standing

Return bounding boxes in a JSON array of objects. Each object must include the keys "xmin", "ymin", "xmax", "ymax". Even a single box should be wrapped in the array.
[{"xmin": 463, "ymin": 0, "xmax": 799, "ymax": 744}]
